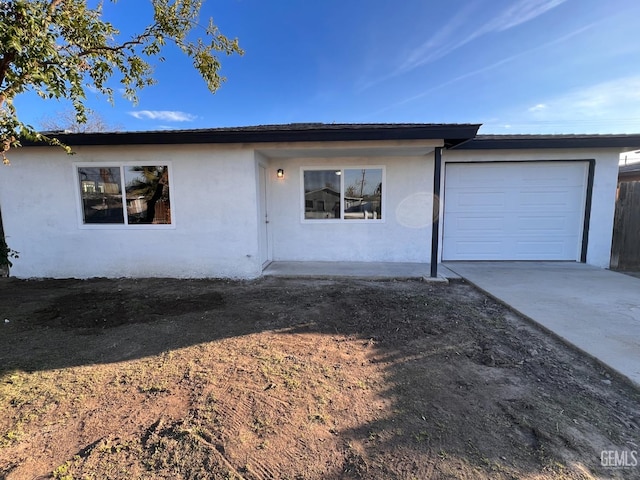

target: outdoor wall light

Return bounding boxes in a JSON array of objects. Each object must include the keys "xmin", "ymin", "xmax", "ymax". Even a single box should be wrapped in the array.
[{"xmin": 277, "ymin": 169, "xmax": 284, "ymax": 178}]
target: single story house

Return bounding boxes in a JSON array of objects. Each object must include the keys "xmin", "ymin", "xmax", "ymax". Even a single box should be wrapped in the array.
[{"xmin": 1, "ymin": 123, "xmax": 639, "ymax": 279}]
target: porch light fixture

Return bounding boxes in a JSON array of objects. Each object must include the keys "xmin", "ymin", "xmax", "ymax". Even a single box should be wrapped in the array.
[{"xmin": 277, "ymin": 168, "xmax": 284, "ymax": 178}]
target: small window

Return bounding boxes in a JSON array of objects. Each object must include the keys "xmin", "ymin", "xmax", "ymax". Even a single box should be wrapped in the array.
[
  {"xmin": 77, "ymin": 165, "xmax": 171, "ymax": 226},
  {"xmin": 302, "ymin": 167, "xmax": 383, "ymax": 221}
]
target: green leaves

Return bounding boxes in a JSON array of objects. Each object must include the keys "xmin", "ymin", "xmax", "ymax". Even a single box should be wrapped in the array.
[{"xmin": 0, "ymin": 0, "xmax": 243, "ymax": 159}]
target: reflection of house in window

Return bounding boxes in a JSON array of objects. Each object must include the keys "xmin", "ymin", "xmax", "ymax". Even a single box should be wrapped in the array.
[
  {"xmin": 126, "ymin": 197, "xmax": 147, "ymax": 216},
  {"xmin": 344, "ymin": 194, "xmax": 381, "ymax": 219},
  {"xmin": 77, "ymin": 167, "xmax": 124, "ymax": 224},
  {"xmin": 80, "ymin": 177, "xmax": 120, "ymax": 195},
  {"xmin": 81, "ymin": 181, "xmax": 96, "ymax": 194},
  {"xmin": 304, "ymin": 187, "xmax": 339, "ymax": 219},
  {"xmin": 344, "ymin": 195, "xmax": 363, "ymax": 210},
  {"xmin": 101, "ymin": 182, "xmax": 120, "ymax": 194}
]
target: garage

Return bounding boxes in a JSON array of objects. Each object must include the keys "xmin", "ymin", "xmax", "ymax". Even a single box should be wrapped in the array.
[{"xmin": 442, "ymin": 161, "xmax": 589, "ymax": 261}]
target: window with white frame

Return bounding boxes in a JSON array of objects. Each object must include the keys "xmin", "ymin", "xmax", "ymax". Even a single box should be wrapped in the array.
[
  {"xmin": 76, "ymin": 165, "xmax": 171, "ymax": 226},
  {"xmin": 303, "ymin": 167, "xmax": 383, "ymax": 221}
]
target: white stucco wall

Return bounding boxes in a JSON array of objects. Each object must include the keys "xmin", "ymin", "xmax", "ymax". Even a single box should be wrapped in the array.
[
  {"xmin": 0, "ymin": 144, "xmax": 263, "ymax": 278},
  {"xmin": 442, "ymin": 148, "xmax": 621, "ymax": 268},
  {"xmin": 0, "ymin": 141, "xmax": 622, "ymax": 278},
  {"xmin": 267, "ymin": 155, "xmax": 435, "ymax": 263}
]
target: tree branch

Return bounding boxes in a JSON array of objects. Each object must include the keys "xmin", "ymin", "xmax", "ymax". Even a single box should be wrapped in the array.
[
  {"xmin": 76, "ymin": 32, "xmax": 156, "ymax": 57},
  {"xmin": 0, "ymin": 52, "xmax": 16, "ymax": 88},
  {"xmin": 48, "ymin": 0, "xmax": 64, "ymax": 14}
]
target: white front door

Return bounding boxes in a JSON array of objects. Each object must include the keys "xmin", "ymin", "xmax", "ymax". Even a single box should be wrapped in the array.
[
  {"xmin": 443, "ymin": 161, "xmax": 588, "ymax": 261},
  {"xmin": 258, "ymin": 165, "xmax": 270, "ymax": 267}
]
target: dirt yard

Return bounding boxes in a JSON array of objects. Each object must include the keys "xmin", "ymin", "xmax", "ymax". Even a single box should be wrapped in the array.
[{"xmin": 0, "ymin": 276, "xmax": 639, "ymax": 479}]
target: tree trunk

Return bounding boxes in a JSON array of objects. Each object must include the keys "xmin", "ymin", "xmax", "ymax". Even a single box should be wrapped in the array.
[
  {"xmin": 0, "ymin": 205, "xmax": 8, "ymax": 277},
  {"xmin": 144, "ymin": 182, "xmax": 164, "ymax": 223}
]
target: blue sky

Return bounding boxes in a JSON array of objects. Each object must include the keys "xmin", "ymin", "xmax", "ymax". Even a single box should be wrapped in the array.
[{"xmin": 14, "ymin": 0, "xmax": 640, "ymax": 134}]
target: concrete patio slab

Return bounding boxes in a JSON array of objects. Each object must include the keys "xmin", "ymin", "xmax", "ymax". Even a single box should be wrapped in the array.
[
  {"xmin": 444, "ymin": 261, "xmax": 640, "ymax": 387},
  {"xmin": 263, "ymin": 261, "xmax": 455, "ymax": 282}
]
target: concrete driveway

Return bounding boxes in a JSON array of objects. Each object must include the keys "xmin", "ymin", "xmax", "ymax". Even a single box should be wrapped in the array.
[{"xmin": 443, "ymin": 262, "xmax": 640, "ymax": 387}]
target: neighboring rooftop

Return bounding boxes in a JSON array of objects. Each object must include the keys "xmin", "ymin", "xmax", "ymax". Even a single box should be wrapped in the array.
[{"xmin": 619, "ymin": 162, "xmax": 640, "ymax": 178}]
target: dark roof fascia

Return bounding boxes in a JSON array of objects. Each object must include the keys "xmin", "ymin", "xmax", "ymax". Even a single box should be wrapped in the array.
[
  {"xmin": 450, "ymin": 134, "xmax": 640, "ymax": 150},
  {"xmin": 24, "ymin": 123, "xmax": 481, "ymax": 148}
]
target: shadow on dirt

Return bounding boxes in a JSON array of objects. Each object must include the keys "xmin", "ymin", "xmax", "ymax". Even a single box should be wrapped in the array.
[{"xmin": 1, "ymin": 276, "xmax": 639, "ymax": 479}]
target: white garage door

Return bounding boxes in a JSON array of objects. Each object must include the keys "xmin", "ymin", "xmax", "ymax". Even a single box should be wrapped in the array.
[{"xmin": 443, "ymin": 162, "xmax": 588, "ymax": 261}]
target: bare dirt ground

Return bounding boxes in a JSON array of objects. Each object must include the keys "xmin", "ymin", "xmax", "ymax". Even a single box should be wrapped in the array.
[{"xmin": 0, "ymin": 276, "xmax": 639, "ymax": 480}]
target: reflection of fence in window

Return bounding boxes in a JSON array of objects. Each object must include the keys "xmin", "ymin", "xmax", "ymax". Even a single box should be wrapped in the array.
[
  {"xmin": 125, "ymin": 166, "xmax": 170, "ymax": 224},
  {"xmin": 152, "ymin": 200, "xmax": 171, "ymax": 224}
]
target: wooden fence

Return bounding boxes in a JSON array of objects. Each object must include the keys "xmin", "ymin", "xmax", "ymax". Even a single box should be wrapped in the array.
[{"xmin": 610, "ymin": 181, "xmax": 640, "ymax": 270}]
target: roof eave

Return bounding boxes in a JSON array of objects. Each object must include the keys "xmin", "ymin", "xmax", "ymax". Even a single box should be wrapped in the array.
[{"xmin": 22, "ymin": 124, "xmax": 482, "ymax": 148}]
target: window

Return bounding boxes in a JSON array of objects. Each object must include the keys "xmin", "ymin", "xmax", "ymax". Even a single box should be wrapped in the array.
[
  {"xmin": 303, "ymin": 167, "xmax": 383, "ymax": 221},
  {"xmin": 77, "ymin": 165, "xmax": 171, "ymax": 226},
  {"xmin": 303, "ymin": 170, "xmax": 342, "ymax": 220},
  {"xmin": 343, "ymin": 168, "xmax": 382, "ymax": 220}
]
